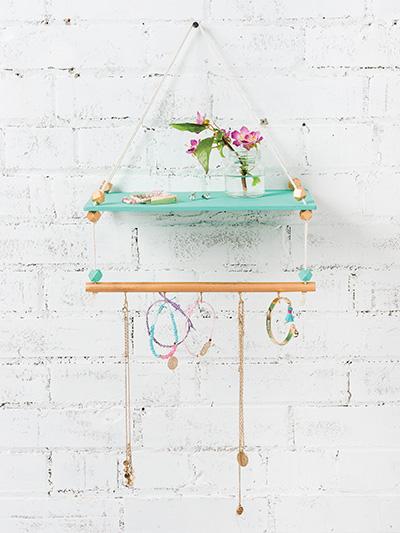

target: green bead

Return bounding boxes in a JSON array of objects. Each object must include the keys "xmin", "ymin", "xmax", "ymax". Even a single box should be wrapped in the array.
[
  {"xmin": 299, "ymin": 268, "xmax": 312, "ymax": 282},
  {"xmin": 89, "ymin": 269, "xmax": 103, "ymax": 282}
]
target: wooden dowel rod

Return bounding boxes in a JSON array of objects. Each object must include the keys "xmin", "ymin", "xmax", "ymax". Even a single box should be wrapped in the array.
[{"xmin": 86, "ymin": 282, "xmax": 316, "ymax": 293}]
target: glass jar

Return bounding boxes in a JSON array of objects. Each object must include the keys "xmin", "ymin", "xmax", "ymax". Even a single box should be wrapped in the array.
[{"xmin": 225, "ymin": 148, "xmax": 265, "ymax": 198}]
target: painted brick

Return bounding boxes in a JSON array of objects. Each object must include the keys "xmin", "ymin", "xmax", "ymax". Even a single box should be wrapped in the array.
[
  {"xmin": 125, "ymin": 496, "xmax": 271, "ymax": 532},
  {"xmin": 76, "ymin": 126, "xmax": 147, "ymax": 169},
  {"xmin": 0, "ymin": 453, "xmax": 48, "ymax": 493},
  {"xmin": 306, "ymin": 23, "xmax": 400, "ymax": 68},
  {"xmin": 380, "ymin": 123, "xmax": 400, "ymax": 165},
  {"xmin": 0, "ymin": 272, "xmax": 40, "ymax": 314},
  {"xmin": 50, "ymin": 0, "xmax": 204, "ymax": 21},
  {"xmin": 278, "ymin": 0, "xmax": 365, "ymax": 18},
  {"xmin": 49, "ymin": 360, "xmax": 184, "ymax": 407},
  {"xmin": 134, "ymin": 450, "xmax": 194, "ymax": 490},
  {"xmin": 5, "ymin": 127, "xmax": 74, "ymax": 170},
  {"xmin": 274, "ymin": 495, "xmax": 380, "ymax": 533},
  {"xmin": 304, "ymin": 123, "xmax": 376, "ymax": 169},
  {"xmin": 351, "ymin": 362, "xmax": 400, "ymax": 403},
  {"xmin": 212, "ymin": 74, "xmax": 365, "ymax": 121},
  {"xmin": 0, "ymin": 75, "xmax": 53, "ymax": 124},
  {"xmin": 351, "ymin": 268, "xmax": 400, "ymax": 312},
  {"xmin": 369, "ymin": 74, "xmax": 400, "ymax": 117},
  {"xmin": 210, "ymin": 24, "xmax": 304, "ymax": 72},
  {"xmin": 0, "ymin": 223, "xmax": 87, "ymax": 264},
  {"xmin": 0, "ymin": 363, "xmax": 49, "ymax": 404},
  {"xmin": 370, "ymin": 0, "xmax": 400, "ymax": 19},
  {"xmin": 51, "ymin": 450, "xmax": 117, "ymax": 492},
  {"xmin": 209, "ymin": 0, "xmax": 277, "ymax": 21},
  {"xmin": 0, "ymin": 1, "xmax": 46, "ymax": 21},
  {"xmin": 142, "ymin": 406, "xmax": 288, "ymax": 449},
  {"xmin": 199, "ymin": 361, "xmax": 348, "ymax": 405},
  {"xmin": 0, "ymin": 25, "xmax": 148, "ymax": 70},
  {"xmin": 294, "ymin": 406, "xmax": 400, "ymax": 447}
]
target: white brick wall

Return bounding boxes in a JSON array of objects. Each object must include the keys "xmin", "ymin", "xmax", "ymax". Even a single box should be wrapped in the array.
[{"xmin": 0, "ymin": 0, "xmax": 399, "ymax": 531}]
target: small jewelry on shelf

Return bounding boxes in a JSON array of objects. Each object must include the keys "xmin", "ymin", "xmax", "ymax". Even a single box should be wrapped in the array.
[
  {"xmin": 266, "ymin": 295, "xmax": 299, "ymax": 346},
  {"xmin": 122, "ymin": 191, "xmax": 177, "ymax": 205}
]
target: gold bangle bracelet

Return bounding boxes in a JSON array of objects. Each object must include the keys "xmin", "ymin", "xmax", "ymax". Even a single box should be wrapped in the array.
[{"xmin": 266, "ymin": 296, "xmax": 299, "ymax": 346}]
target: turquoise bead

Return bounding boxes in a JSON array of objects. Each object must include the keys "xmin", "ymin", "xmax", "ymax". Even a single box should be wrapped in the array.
[
  {"xmin": 89, "ymin": 269, "xmax": 103, "ymax": 283},
  {"xmin": 286, "ymin": 314, "xmax": 294, "ymax": 323},
  {"xmin": 299, "ymin": 268, "xmax": 313, "ymax": 282}
]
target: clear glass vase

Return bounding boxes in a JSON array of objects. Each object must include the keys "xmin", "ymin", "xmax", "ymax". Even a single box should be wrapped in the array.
[{"xmin": 225, "ymin": 149, "xmax": 265, "ymax": 198}]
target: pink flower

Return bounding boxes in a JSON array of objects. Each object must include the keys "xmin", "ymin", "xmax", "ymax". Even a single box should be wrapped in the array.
[
  {"xmin": 186, "ymin": 138, "xmax": 199, "ymax": 154},
  {"xmin": 221, "ymin": 128, "xmax": 231, "ymax": 140},
  {"xmin": 196, "ymin": 111, "xmax": 205, "ymax": 125},
  {"xmin": 231, "ymin": 126, "xmax": 263, "ymax": 150}
]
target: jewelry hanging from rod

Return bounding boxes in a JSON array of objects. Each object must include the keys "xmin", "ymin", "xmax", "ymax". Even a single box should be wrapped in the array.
[
  {"xmin": 266, "ymin": 294, "xmax": 299, "ymax": 345},
  {"xmin": 184, "ymin": 293, "xmax": 216, "ymax": 358},
  {"xmin": 236, "ymin": 292, "xmax": 248, "ymax": 515},
  {"xmin": 146, "ymin": 292, "xmax": 194, "ymax": 370},
  {"xmin": 122, "ymin": 293, "xmax": 134, "ymax": 487}
]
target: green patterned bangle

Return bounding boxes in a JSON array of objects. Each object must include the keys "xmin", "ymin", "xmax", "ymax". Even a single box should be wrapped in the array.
[{"xmin": 266, "ymin": 296, "xmax": 299, "ymax": 346}]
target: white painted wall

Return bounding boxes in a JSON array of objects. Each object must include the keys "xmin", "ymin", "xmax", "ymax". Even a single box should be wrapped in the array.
[{"xmin": 1, "ymin": 1, "xmax": 399, "ymax": 531}]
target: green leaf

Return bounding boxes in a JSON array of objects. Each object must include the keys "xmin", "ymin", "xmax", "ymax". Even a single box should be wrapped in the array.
[
  {"xmin": 216, "ymin": 141, "xmax": 225, "ymax": 158},
  {"xmin": 252, "ymin": 176, "xmax": 261, "ymax": 187},
  {"xmin": 194, "ymin": 137, "xmax": 214, "ymax": 174},
  {"xmin": 170, "ymin": 122, "xmax": 207, "ymax": 133}
]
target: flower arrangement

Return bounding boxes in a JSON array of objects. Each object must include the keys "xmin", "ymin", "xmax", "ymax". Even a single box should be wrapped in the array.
[{"xmin": 171, "ymin": 113, "xmax": 263, "ymax": 194}]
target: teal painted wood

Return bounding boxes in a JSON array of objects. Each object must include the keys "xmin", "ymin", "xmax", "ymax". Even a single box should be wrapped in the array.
[{"xmin": 84, "ymin": 190, "xmax": 317, "ymax": 213}]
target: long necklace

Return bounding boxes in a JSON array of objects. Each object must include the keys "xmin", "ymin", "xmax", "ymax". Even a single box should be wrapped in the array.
[
  {"xmin": 122, "ymin": 294, "xmax": 134, "ymax": 487},
  {"xmin": 236, "ymin": 292, "xmax": 248, "ymax": 515}
]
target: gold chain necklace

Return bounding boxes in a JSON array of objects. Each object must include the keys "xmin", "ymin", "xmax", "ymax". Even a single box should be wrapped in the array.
[
  {"xmin": 122, "ymin": 293, "xmax": 134, "ymax": 487},
  {"xmin": 236, "ymin": 293, "xmax": 248, "ymax": 515}
]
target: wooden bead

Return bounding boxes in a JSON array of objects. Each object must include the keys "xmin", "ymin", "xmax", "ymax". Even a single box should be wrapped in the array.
[
  {"xmin": 100, "ymin": 181, "xmax": 112, "ymax": 193},
  {"xmin": 86, "ymin": 211, "xmax": 102, "ymax": 223},
  {"xmin": 91, "ymin": 190, "xmax": 105, "ymax": 204},
  {"xmin": 236, "ymin": 505, "xmax": 244, "ymax": 516},
  {"xmin": 299, "ymin": 210, "xmax": 312, "ymax": 221},
  {"xmin": 288, "ymin": 177, "xmax": 302, "ymax": 191},
  {"xmin": 294, "ymin": 187, "xmax": 306, "ymax": 201}
]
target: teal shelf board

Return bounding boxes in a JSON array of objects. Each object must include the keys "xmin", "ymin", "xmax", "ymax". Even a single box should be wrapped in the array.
[{"xmin": 84, "ymin": 190, "xmax": 317, "ymax": 214}]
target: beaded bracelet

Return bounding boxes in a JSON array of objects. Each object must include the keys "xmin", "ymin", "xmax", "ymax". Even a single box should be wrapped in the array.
[
  {"xmin": 148, "ymin": 300, "xmax": 179, "ymax": 360},
  {"xmin": 266, "ymin": 295, "xmax": 299, "ymax": 346},
  {"xmin": 184, "ymin": 295, "xmax": 216, "ymax": 357},
  {"xmin": 146, "ymin": 294, "xmax": 193, "ymax": 349}
]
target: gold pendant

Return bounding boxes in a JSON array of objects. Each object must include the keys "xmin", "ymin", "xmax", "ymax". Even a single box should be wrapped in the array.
[
  {"xmin": 237, "ymin": 450, "xmax": 249, "ymax": 467},
  {"xmin": 236, "ymin": 505, "xmax": 244, "ymax": 515},
  {"xmin": 167, "ymin": 356, "xmax": 178, "ymax": 370},
  {"xmin": 199, "ymin": 338, "xmax": 212, "ymax": 357},
  {"xmin": 123, "ymin": 454, "xmax": 134, "ymax": 487}
]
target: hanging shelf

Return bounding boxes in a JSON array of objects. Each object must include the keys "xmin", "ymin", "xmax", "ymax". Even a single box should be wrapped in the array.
[
  {"xmin": 84, "ymin": 189, "xmax": 316, "ymax": 214},
  {"xmin": 80, "ymin": 21, "xmax": 319, "ymax": 513}
]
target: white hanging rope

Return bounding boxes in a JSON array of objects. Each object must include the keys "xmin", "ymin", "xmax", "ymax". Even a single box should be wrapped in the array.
[
  {"xmin": 107, "ymin": 22, "xmax": 197, "ymax": 183},
  {"xmin": 105, "ymin": 20, "xmax": 307, "ymax": 201},
  {"xmin": 199, "ymin": 24, "xmax": 304, "ymax": 199},
  {"xmin": 92, "ymin": 223, "xmax": 97, "ymax": 269},
  {"xmin": 303, "ymin": 220, "xmax": 308, "ymax": 269}
]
